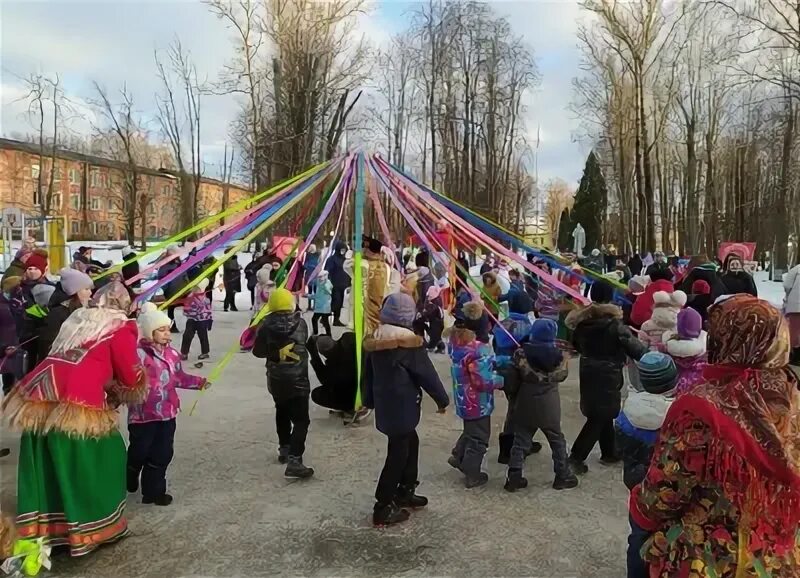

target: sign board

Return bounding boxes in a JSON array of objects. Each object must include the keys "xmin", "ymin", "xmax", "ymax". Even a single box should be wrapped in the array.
[
  {"xmin": 271, "ymin": 236, "xmax": 298, "ymax": 261},
  {"xmin": 718, "ymin": 241, "xmax": 757, "ymax": 273}
]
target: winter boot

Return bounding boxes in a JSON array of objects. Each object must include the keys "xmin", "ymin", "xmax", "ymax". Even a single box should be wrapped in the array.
[
  {"xmin": 568, "ymin": 456, "xmax": 589, "ymax": 475},
  {"xmin": 503, "ymin": 468, "xmax": 528, "ymax": 493},
  {"xmin": 552, "ymin": 474, "xmax": 579, "ymax": 490},
  {"xmin": 277, "ymin": 445, "xmax": 290, "ymax": 464},
  {"xmin": 464, "ymin": 472, "xmax": 489, "ymax": 489},
  {"xmin": 284, "ymin": 456, "xmax": 314, "ymax": 479},
  {"xmin": 143, "ymin": 493, "xmax": 173, "ymax": 506},
  {"xmin": 395, "ymin": 483, "xmax": 428, "ymax": 509},
  {"xmin": 599, "ymin": 453, "xmax": 622, "ymax": 466},
  {"xmin": 447, "ymin": 455, "xmax": 462, "ymax": 471},
  {"xmin": 497, "ymin": 433, "xmax": 514, "ymax": 465},
  {"xmin": 373, "ymin": 502, "xmax": 410, "ymax": 527}
]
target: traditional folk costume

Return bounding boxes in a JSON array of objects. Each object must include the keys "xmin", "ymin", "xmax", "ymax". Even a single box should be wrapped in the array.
[
  {"xmin": 2, "ymin": 282, "xmax": 145, "ymax": 556},
  {"xmin": 630, "ymin": 295, "xmax": 800, "ymax": 577}
]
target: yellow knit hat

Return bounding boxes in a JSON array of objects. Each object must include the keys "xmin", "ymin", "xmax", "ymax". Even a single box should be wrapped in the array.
[{"xmin": 268, "ymin": 288, "xmax": 294, "ymax": 312}]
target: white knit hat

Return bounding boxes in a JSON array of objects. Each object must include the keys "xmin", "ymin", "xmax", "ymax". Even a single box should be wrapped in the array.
[{"xmin": 137, "ymin": 302, "xmax": 171, "ymax": 339}]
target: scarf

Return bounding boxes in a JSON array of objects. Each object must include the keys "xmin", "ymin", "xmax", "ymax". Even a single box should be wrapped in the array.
[{"xmin": 669, "ymin": 295, "xmax": 800, "ymax": 553}]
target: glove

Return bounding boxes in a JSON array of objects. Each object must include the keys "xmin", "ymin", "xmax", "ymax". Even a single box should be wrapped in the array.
[{"xmin": 201, "ymin": 379, "xmax": 211, "ymax": 391}]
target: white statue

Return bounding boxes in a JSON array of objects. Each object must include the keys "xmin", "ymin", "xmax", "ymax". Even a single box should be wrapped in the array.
[{"xmin": 572, "ymin": 223, "xmax": 586, "ymax": 257}]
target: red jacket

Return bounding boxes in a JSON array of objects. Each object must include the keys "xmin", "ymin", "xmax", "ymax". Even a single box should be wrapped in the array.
[
  {"xmin": 4, "ymin": 314, "xmax": 144, "ymax": 437},
  {"xmin": 630, "ymin": 279, "xmax": 674, "ymax": 328}
]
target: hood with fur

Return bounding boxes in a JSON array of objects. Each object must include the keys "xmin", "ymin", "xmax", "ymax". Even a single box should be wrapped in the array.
[
  {"xmin": 565, "ymin": 302, "xmax": 622, "ymax": 330},
  {"xmin": 663, "ymin": 330, "xmax": 707, "ymax": 359},
  {"xmin": 363, "ymin": 324, "xmax": 424, "ymax": 351},
  {"xmin": 623, "ymin": 389, "xmax": 674, "ymax": 431}
]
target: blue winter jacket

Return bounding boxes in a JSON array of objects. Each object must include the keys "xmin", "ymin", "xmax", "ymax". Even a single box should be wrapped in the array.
[
  {"xmin": 448, "ymin": 327, "xmax": 503, "ymax": 420},
  {"xmin": 493, "ymin": 312, "xmax": 533, "ymax": 356},
  {"xmin": 312, "ymin": 279, "xmax": 332, "ymax": 314}
]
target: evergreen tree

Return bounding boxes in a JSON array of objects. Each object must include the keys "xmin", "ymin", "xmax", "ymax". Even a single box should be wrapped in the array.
[
  {"xmin": 571, "ymin": 151, "xmax": 607, "ymax": 251},
  {"xmin": 557, "ymin": 209, "xmax": 572, "ymax": 250}
]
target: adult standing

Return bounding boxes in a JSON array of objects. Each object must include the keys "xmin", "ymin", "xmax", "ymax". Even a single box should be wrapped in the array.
[
  {"xmin": 2, "ymin": 281, "xmax": 146, "ymax": 557},
  {"xmin": 720, "ymin": 253, "xmax": 757, "ymax": 296},
  {"xmin": 38, "ymin": 268, "xmax": 94, "ymax": 360},
  {"xmin": 222, "ymin": 254, "xmax": 242, "ymax": 312},
  {"xmin": 121, "ymin": 246, "xmax": 140, "ymax": 290},
  {"xmin": 630, "ymin": 295, "xmax": 800, "ymax": 577},
  {"xmin": 325, "ymin": 241, "xmax": 350, "ymax": 327},
  {"xmin": 244, "ymin": 251, "xmax": 267, "ymax": 309},
  {"xmin": 303, "ymin": 245, "xmax": 320, "ymax": 311},
  {"xmin": 157, "ymin": 244, "xmax": 187, "ymax": 332},
  {"xmin": 675, "ymin": 255, "xmax": 727, "ymax": 299},
  {"xmin": 783, "ymin": 262, "xmax": 800, "ymax": 363}
]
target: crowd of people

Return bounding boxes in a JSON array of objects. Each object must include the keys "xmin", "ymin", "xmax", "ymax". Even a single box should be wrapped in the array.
[{"xmin": 2, "ymin": 236, "xmax": 800, "ymax": 578}]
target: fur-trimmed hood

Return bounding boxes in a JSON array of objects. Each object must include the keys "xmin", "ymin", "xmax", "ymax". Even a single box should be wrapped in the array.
[
  {"xmin": 622, "ymin": 389, "xmax": 674, "ymax": 431},
  {"xmin": 363, "ymin": 324, "xmax": 424, "ymax": 351},
  {"xmin": 663, "ymin": 330, "xmax": 708, "ymax": 358},
  {"xmin": 565, "ymin": 302, "xmax": 622, "ymax": 330}
]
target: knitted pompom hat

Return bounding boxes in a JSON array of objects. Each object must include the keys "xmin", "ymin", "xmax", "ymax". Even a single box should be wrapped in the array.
[
  {"xmin": 137, "ymin": 302, "xmax": 171, "ymax": 340},
  {"xmin": 636, "ymin": 351, "xmax": 678, "ymax": 394}
]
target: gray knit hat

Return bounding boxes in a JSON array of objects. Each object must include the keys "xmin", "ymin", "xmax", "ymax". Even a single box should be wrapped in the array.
[
  {"xmin": 379, "ymin": 292, "xmax": 416, "ymax": 328},
  {"xmin": 31, "ymin": 283, "xmax": 56, "ymax": 307},
  {"xmin": 58, "ymin": 267, "xmax": 93, "ymax": 296}
]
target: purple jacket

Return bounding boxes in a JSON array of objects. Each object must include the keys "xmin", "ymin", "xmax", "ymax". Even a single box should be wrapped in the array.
[
  {"xmin": 129, "ymin": 339, "xmax": 205, "ymax": 423},
  {"xmin": 448, "ymin": 327, "xmax": 504, "ymax": 420},
  {"xmin": 183, "ymin": 292, "xmax": 212, "ymax": 322}
]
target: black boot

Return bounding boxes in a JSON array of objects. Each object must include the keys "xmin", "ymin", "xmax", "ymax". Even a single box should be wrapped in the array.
[
  {"xmin": 143, "ymin": 493, "xmax": 173, "ymax": 506},
  {"xmin": 504, "ymin": 468, "xmax": 528, "ymax": 492},
  {"xmin": 553, "ymin": 473, "xmax": 579, "ymax": 490},
  {"xmin": 568, "ymin": 456, "xmax": 589, "ymax": 475},
  {"xmin": 497, "ymin": 433, "xmax": 513, "ymax": 465},
  {"xmin": 395, "ymin": 483, "xmax": 428, "ymax": 509},
  {"xmin": 373, "ymin": 502, "xmax": 410, "ymax": 527},
  {"xmin": 464, "ymin": 472, "xmax": 489, "ymax": 488},
  {"xmin": 277, "ymin": 445, "xmax": 290, "ymax": 464},
  {"xmin": 284, "ymin": 456, "xmax": 314, "ymax": 479},
  {"xmin": 525, "ymin": 441, "xmax": 543, "ymax": 455}
]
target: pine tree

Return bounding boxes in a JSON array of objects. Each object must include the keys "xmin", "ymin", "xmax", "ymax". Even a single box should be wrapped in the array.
[
  {"xmin": 571, "ymin": 151, "xmax": 607, "ymax": 252},
  {"xmin": 557, "ymin": 209, "xmax": 572, "ymax": 250}
]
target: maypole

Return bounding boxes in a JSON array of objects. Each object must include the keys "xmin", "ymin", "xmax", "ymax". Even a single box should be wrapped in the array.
[{"xmin": 352, "ymin": 153, "xmax": 367, "ymax": 410}]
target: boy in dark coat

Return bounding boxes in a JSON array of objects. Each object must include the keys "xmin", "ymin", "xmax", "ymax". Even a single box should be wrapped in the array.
[
  {"xmin": 325, "ymin": 241, "xmax": 350, "ymax": 326},
  {"xmin": 364, "ymin": 292, "xmax": 449, "ymax": 527},
  {"xmin": 504, "ymin": 319, "xmax": 578, "ymax": 492},
  {"xmin": 565, "ymin": 280, "xmax": 647, "ymax": 474},
  {"xmin": 615, "ymin": 351, "xmax": 676, "ymax": 578},
  {"xmin": 252, "ymin": 288, "xmax": 313, "ymax": 479}
]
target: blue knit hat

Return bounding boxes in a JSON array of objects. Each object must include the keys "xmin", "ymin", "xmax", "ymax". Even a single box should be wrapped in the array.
[
  {"xmin": 636, "ymin": 351, "xmax": 678, "ymax": 394},
  {"xmin": 529, "ymin": 318, "xmax": 557, "ymax": 346},
  {"xmin": 379, "ymin": 292, "xmax": 416, "ymax": 328}
]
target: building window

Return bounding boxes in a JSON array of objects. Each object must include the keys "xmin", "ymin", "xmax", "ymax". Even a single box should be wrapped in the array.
[
  {"xmin": 148, "ymin": 225, "xmax": 157, "ymax": 238},
  {"xmin": 69, "ymin": 168, "xmax": 80, "ymax": 185},
  {"xmin": 31, "ymin": 164, "xmax": 40, "ymax": 180},
  {"xmin": 147, "ymin": 202, "xmax": 156, "ymax": 216},
  {"xmin": 71, "ymin": 220, "xmax": 80, "ymax": 235},
  {"xmin": 33, "ymin": 188, "xmax": 41, "ymax": 206},
  {"xmin": 90, "ymin": 222, "xmax": 99, "ymax": 235},
  {"xmin": 106, "ymin": 222, "xmax": 116, "ymax": 237},
  {"xmin": 107, "ymin": 197, "xmax": 115, "ymax": 211},
  {"xmin": 51, "ymin": 193, "xmax": 62, "ymax": 210},
  {"xmin": 89, "ymin": 169, "xmax": 99, "ymax": 188},
  {"xmin": 70, "ymin": 193, "xmax": 80, "ymax": 210},
  {"xmin": 90, "ymin": 196, "xmax": 101, "ymax": 211}
]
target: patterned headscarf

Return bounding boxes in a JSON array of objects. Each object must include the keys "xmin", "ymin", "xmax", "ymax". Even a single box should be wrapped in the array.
[
  {"xmin": 680, "ymin": 294, "xmax": 800, "ymax": 548},
  {"xmin": 89, "ymin": 280, "xmax": 131, "ymax": 312}
]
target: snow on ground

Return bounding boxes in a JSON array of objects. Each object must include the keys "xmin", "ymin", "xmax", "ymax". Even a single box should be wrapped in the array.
[{"xmin": 0, "ymin": 296, "xmax": 630, "ymax": 577}]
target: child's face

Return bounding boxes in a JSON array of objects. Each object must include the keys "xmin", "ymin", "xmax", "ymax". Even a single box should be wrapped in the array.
[{"xmin": 152, "ymin": 325, "xmax": 172, "ymax": 345}]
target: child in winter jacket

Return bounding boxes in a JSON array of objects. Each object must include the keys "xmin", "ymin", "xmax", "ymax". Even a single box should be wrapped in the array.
[
  {"xmin": 446, "ymin": 300, "xmax": 504, "ymax": 488},
  {"xmin": 565, "ymin": 280, "xmax": 648, "ymax": 474},
  {"xmin": 639, "ymin": 290, "xmax": 686, "ymax": 352},
  {"xmin": 663, "ymin": 307, "xmax": 707, "ymax": 396},
  {"xmin": 363, "ymin": 292, "xmax": 449, "ymax": 527},
  {"xmin": 308, "ymin": 270, "xmax": 333, "ymax": 336},
  {"xmin": 129, "ymin": 302, "xmax": 207, "ymax": 506},
  {"xmin": 422, "ymin": 286, "xmax": 445, "ymax": 353},
  {"xmin": 503, "ymin": 319, "xmax": 578, "ymax": 492},
  {"xmin": 253, "ymin": 267, "xmax": 274, "ymax": 315},
  {"xmin": 615, "ymin": 351, "xmax": 676, "ymax": 578},
  {"xmin": 252, "ymin": 288, "xmax": 314, "ymax": 479},
  {"xmin": 180, "ymin": 279, "xmax": 213, "ymax": 361}
]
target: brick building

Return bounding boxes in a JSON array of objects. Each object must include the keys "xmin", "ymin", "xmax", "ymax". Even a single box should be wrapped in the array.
[{"xmin": 0, "ymin": 138, "xmax": 251, "ymax": 240}]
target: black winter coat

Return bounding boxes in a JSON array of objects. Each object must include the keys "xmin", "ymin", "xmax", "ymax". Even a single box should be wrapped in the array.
[
  {"xmin": 121, "ymin": 256, "xmax": 140, "ymax": 289},
  {"xmin": 38, "ymin": 284, "xmax": 80, "ymax": 360},
  {"xmin": 325, "ymin": 242, "xmax": 351, "ymax": 290},
  {"xmin": 720, "ymin": 271, "xmax": 757, "ymax": 297},
  {"xmin": 566, "ymin": 303, "xmax": 647, "ymax": 418},
  {"xmin": 158, "ymin": 259, "xmax": 188, "ymax": 300},
  {"xmin": 509, "ymin": 344, "xmax": 568, "ymax": 432},
  {"xmin": 252, "ymin": 311, "xmax": 310, "ymax": 401},
  {"xmin": 363, "ymin": 327, "xmax": 449, "ymax": 436},
  {"xmin": 676, "ymin": 267, "xmax": 727, "ymax": 300},
  {"xmin": 222, "ymin": 258, "xmax": 242, "ymax": 292}
]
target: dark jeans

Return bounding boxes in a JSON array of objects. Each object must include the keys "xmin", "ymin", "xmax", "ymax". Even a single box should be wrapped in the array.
[
  {"xmin": 274, "ymin": 395, "xmax": 310, "ymax": 457},
  {"xmin": 224, "ymin": 290, "xmax": 238, "ymax": 311},
  {"xmin": 451, "ymin": 417, "xmax": 490, "ymax": 476},
  {"xmin": 127, "ymin": 419, "xmax": 176, "ymax": 498},
  {"xmin": 375, "ymin": 430, "xmax": 419, "ymax": 505},
  {"xmin": 510, "ymin": 424, "xmax": 571, "ymax": 480},
  {"xmin": 627, "ymin": 515, "xmax": 649, "ymax": 578},
  {"xmin": 181, "ymin": 319, "xmax": 209, "ymax": 355},
  {"xmin": 570, "ymin": 415, "xmax": 617, "ymax": 462},
  {"xmin": 311, "ymin": 313, "xmax": 331, "ymax": 336},
  {"xmin": 331, "ymin": 287, "xmax": 345, "ymax": 322}
]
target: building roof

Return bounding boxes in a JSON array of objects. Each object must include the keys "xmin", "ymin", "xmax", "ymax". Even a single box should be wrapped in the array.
[{"xmin": 0, "ymin": 137, "xmax": 250, "ymax": 190}]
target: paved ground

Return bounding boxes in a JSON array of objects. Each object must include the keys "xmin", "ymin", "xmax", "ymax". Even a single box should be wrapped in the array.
[{"xmin": 0, "ymin": 293, "xmax": 630, "ymax": 577}]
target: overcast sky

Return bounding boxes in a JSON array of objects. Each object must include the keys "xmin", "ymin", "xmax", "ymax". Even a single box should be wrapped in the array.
[{"xmin": 0, "ymin": 0, "xmax": 590, "ymax": 187}]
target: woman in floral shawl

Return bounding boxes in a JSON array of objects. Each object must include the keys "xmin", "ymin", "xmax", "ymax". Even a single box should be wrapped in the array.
[
  {"xmin": 630, "ymin": 294, "xmax": 800, "ymax": 577},
  {"xmin": 2, "ymin": 281, "xmax": 145, "ymax": 557}
]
